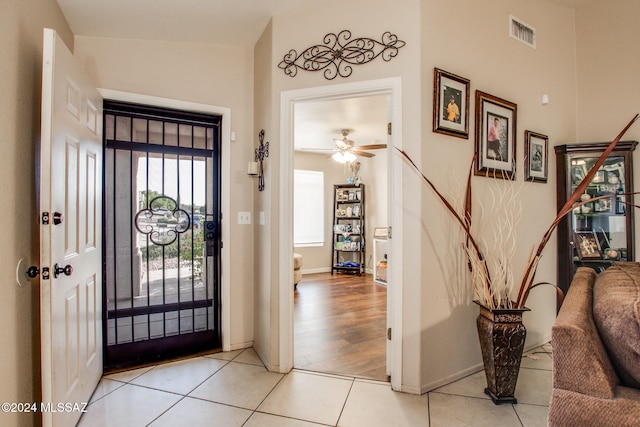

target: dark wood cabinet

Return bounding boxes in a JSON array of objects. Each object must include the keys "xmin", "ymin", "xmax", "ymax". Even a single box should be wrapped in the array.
[
  {"xmin": 555, "ymin": 141, "xmax": 637, "ymax": 295},
  {"xmin": 331, "ymin": 184, "xmax": 365, "ymax": 275}
]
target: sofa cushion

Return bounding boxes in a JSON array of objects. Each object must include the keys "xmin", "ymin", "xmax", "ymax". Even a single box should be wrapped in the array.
[{"xmin": 593, "ymin": 262, "xmax": 640, "ymax": 388}]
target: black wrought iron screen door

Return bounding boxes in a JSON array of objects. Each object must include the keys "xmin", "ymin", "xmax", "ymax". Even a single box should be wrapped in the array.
[{"xmin": 103, "ymin": 101, "xmax": 221, "ymax": 370}]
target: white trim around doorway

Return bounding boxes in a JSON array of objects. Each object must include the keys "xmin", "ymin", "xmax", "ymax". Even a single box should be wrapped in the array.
[
  {"xmin": 97, "ymin": 89, "xmax": 232, "ymax": 352},
  {"xmin": 279, "ymin": 77, "xmax": 404, "ymax": 391}
]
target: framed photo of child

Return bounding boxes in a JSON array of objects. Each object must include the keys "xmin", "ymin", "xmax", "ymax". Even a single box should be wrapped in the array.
[
  {"xmin": 432, "ymin": 68, "xmax": 470, "ymax": 139},
  {"xmin": 574, "ymin": 231, "xmax": 603, "ymax": 260},
  {"xmin": 474, "ymin": 90, "xmax": 517, "ymax": 179}
]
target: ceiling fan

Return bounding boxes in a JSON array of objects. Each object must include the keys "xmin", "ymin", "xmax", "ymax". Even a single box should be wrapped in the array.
[{"xmin": 330, "ymin": 129, "xmax": 387, "ymax": 163}]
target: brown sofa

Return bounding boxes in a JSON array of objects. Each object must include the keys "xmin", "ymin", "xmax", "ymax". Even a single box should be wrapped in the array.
[{"xmin": 549, "ymin": 264, "xmax": 640, "ymax": 426}]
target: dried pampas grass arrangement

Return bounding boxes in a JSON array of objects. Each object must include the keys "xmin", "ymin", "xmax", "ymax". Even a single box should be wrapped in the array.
[{"xmin": 398, "ymin": 114, "xmax": 638, "ymax": 309}]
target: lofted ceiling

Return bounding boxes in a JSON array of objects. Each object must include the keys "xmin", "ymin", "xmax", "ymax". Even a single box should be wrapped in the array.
[
  {"xmin": 56, "ymin": 0, "xmax": 592, "ymax": 156},
  {"xmin": 56, "ymin": 0, "xmax": 316, "ymax": 45},
  {"xmin": 56, "ymin": 0, "xmax": 594, "ymax": 47}
]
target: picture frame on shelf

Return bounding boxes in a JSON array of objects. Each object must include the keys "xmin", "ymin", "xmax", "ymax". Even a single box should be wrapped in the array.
[
  {"xmin": 594, "ymin": 198, "xmax": 612, "ymax": 213},
  {"xmin": 571, "ymin": 161, "xmax": 588, "ymax": 184},
  {"xmin": 524, "ymin": 130, "xmax": 548, "ymax": 183},
  {"xmin": 474, "ymin": 90, "xmax": 517, "ymax": 179},
  {"xmin": 592, "ymin": 170, "xmax": 606, "ymax": 184},
  {"xmin": 433, "ymin": 68, "xmax": 470, "ymax": 139},
  {"xmin": 336, "ymin": 190, "xmax": 349, "ymax": 201},
  {"xmin": 574, "ymin": 231, "xmax": 602, "ymax": 260}
]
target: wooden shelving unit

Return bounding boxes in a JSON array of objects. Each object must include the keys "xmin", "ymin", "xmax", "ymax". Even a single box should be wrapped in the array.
[{"xmin": 331, "ymin": 184, "xmax": 365, "ymax": 275}]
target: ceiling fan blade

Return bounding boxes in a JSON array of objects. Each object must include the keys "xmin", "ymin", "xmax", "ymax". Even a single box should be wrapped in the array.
[
  {"xmin": 356, "ymin": 151, "xmax": 375, "ymax": 158},
  {"xmin": 354, "ymin": 144, "xmax": 387, "ymax": 151}
]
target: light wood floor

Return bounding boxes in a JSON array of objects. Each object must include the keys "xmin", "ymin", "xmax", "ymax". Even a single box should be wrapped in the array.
[{"xmin": 294, "ymin": 272, "xmax": 388, "ymax": 381}]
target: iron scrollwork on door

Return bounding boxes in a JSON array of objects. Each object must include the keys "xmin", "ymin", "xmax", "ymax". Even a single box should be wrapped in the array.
[
  {"xmin": 278, "ymin": 30, "xmax": 406, "ymax": 80},
  {"xmin": 135, "ymin": 196, "xmax": 190, "ymax": 246}
]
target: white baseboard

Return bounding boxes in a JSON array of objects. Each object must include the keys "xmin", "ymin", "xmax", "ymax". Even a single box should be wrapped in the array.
[
  {"xmin": 301, "ymin": 267, "xmax": 331, "ymax": 275},
  {"xmin": 420, "ymin": 363, "xmax": 484, "ymax": 394},
  {"xmin": 418, "ymin": 336, "xmax": 553, "ymax": 394},
  {"xmin": 229, "ymin": 341, "xmax": 254, "ymax": 351}
]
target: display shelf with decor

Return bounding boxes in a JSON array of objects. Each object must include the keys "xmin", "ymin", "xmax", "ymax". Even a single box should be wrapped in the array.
[
  {"xmin": 555, "ymin": 141, "xmax": 637, "ymax": 297},
  {"xmin": 331, "ymin": 184, "xmax": 365, "ymax": 275}
]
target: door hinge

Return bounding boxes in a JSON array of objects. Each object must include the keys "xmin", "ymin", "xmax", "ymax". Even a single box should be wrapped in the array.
[
  {"xmin": 387, "ymin": 226, "xmax": 392, "ymax": 239},
  {"xmin": 42, "ymin": 212, "xmax": 50, "ymax": 225},
  {"xmin": 387, "ymin": 327, "xmax": 392, "ymax": 340},
  {"xmin": 387, "ymin": 122, "xmax": 392, "ymax": 135}
]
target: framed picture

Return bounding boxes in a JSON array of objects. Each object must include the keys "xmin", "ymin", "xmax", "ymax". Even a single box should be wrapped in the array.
[
  {"xmin": 594, "ymin": 197, "xmax": 612, "ymax": 213},
  {"xmin": 524, "ymin": 131, "xmax": 548, "ymax": 183},
  {"xmin": 432, "ymin": 68, "xmax": 470, "ymax": 139},
  {"xmin": 571, "ymin": 162, "xmax": 588, "ymax": 185},
  {"xmin": 574, "ymin": 231, "xmax": 602, "ymax": 260},
  {"xmin": 474, "ymin": 91, "xmax": 517, "ymax": 179},
  {"xmin": 592, "ymin": 170, "xmax": 606, "ymax": 184}
]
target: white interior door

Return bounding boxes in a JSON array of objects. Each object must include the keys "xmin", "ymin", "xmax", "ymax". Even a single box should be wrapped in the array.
[{"xmin": 40, "ymin": 28, "xmax": 103, "ymax": 427}]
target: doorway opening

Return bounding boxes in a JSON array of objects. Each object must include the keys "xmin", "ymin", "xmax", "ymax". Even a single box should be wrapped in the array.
[
  {"xmin": 292, "ymin": 94, "xmax": 389, "ymax": 380},
  {"xmin": 102, "ymin": 100, "xmax": 222, "ymax": 370},
  {"xmin": 279, "ymin": 77, "xmax": 404, "ymax": 390}
]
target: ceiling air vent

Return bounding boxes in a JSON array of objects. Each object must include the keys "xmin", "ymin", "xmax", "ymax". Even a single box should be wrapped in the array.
[{"xmin": 509, "ymin": 15, "xmax": 536, "ymax": 48}]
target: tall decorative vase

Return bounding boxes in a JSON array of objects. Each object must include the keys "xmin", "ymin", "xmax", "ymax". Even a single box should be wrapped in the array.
[{"xmin": 475, "ymin": 301, "xmax": 530, "ymax": 404}]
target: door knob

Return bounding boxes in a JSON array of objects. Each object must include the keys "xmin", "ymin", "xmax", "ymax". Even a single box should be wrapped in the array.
[
  {"xmin": 26, "ymin": 266, "xmax": 40, "ymax": 278},
  {"xmin": 54, "ymin": 263, "xmax": 73, "ymax": 278}
]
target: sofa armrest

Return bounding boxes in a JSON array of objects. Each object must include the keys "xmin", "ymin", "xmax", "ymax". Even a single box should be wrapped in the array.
[{"xmin": 551, "ymin": 267, "xmax": 619, "ymax": 398}]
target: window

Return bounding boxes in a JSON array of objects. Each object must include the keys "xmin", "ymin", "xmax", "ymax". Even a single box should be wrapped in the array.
[{"xmin": 294, "ymin": 169, "xmax": 324, "ymax": 246}]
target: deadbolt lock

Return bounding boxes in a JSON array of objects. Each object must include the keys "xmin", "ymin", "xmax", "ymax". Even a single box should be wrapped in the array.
[{"xmin": 54, "ymin": 263, "xmax": 73, "ymax": 278}]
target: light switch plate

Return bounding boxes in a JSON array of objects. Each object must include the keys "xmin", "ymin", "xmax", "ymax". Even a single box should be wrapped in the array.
[{"xmin": 238, "ymin": 212, "xmax": 251, "ymax": 224}]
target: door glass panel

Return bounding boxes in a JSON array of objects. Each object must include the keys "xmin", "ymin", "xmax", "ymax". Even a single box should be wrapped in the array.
[{"xmin": 570, "ymin": 155, "xmax": 627, "ymax": 261}]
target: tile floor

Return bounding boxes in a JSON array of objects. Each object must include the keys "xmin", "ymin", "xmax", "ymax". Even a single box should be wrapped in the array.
[{"xmin": 78, "ymin": 344, "xmax": 552, "ymax": 426}]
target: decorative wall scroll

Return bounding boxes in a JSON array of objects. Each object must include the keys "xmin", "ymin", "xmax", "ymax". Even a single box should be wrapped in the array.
[
  {"xmin": 135, "ymin": 196, "xmax": 190, "ymax": 246},
  {"xmin": 278, "ymin": 30, "xmax": 406, "ymax": 80}
]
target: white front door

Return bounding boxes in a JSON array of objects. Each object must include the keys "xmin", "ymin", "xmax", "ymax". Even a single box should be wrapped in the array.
[{"xmin": 40, "ymin": 28, "xmax": 103, "ymax": 427}]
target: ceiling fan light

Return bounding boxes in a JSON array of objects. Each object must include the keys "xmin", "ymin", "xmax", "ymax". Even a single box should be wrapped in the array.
[{"xmin": 332, "ymin": 151, "xmax": 357, "ymax": 163}]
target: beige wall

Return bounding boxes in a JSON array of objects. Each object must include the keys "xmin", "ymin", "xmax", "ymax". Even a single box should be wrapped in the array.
[
  {"xmin": 261, "ymin": 0, "xmax": 423, "ymax": 388},
  {"xmin": 255, "ymin": 0, "xmax": 577, "ymax": 392},
  {"xmin": 73, "ymin": 36, "xmax": 257, "ymax": 349},
  {"xmin": 574, "ymin": 0, "xmax": 640, "ymax": 250},
  {"xmin": 0, "ymin": 0, "xmax": 73, "ymax": 425},
  {"xmin": 419, "ymin": 0, "xmax": 577, "ymax": 390},
  {"xmin": 252, "ymin": 20, "xmax": 276, "ymax": 366}
]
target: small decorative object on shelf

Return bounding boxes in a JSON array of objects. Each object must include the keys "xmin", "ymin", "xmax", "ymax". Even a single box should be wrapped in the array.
[
  {"xmin": 331, "ymin": 184, "xmax": 365, "ymax": 275},
  {"xmin": 373, "ymin": 228, "xmax": 388, "ymax": 285},
  {"xmin": 555, "ymin": 141, "xmax": 637, "ymax": 295}
]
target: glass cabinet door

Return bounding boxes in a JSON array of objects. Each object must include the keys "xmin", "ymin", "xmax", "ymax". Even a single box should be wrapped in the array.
[
  {"xmin": 555, "ymin": 141, "xmax": 637, "ymax": 301},
  {"xmin": 570, "ymin": 155, "xmax": 627, "ymax": 263}
]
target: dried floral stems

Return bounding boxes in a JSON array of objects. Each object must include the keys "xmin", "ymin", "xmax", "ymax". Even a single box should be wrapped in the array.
[
  {"xmin": 396, "ymin": 150, "xmax": 492, "ymax": 293},
  {"xmin": 398, "ymin": 113, "xmax": 638, "ymax": 310}
]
